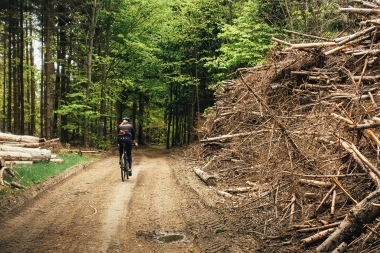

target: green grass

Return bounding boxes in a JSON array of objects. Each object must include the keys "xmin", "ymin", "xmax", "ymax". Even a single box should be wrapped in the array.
[{"xmin": 0, "ymin": 153, "xmax": 92, "ymax": 197}]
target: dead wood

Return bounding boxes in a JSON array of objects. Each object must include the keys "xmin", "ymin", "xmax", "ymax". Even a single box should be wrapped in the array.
[
  {"xmin": 200, "ymin": 130, "xmax": 269, "ymax": 142},
  {"xmin": 348, "ymin": 122, "xmax": 380, "ymax": 130},
  {"xmin": 224, "ymin": 187, "xmax": 251, "ymax": 194},
  {"xmin": 217, "ymin": 190, "xmax": 232, "ymax": 198},
  {"xmin": 331, "ymin": 242, "xmax": 348, "ymax": 253},
  {"xmin": 340, "ymin": 7, "xmax": 380, "ymax": 14},
  {"xmin": 193, "ymin": 167, "xmax": 217, "ymax": 186},
  {"xmin": 0, "ymin": 132, "xmax": 43, "ymax": 143},
  {"xmin": 300, "ymin": 228, "xmax": 336, "ymax": 246},
  {"xmin": 296, "ymin": 222, "xmax": 341, "ymax": 233},
  {"xmin": 289, "ymin": 42, "xmax": 337, "ymax": 49},
  {"xmin": 10, "ymin": 181, "xmax": 26, "ymax": 189},
  {"xmin": 188, "ymin": 2, "xmax": 380, "ymax": 251},
  {"xmin": 351, "ymin": 0, "xmax": 379, "ymax": 8},
  {"xmin": 335, "ymin": 26, "xmax": 377, "ymax": 46},
  {"xmin": 331, "ymin": 177, "xmax": 358, "ymax": 205},
  {"xmin": 0, "ymin": 156, "xmax": 4, "ymax": 168},
  {"xmin": 284, "ymin": 30, "xmax": 331, "ymax": 41},
  {"xmin": 316, "ymin": 185, "xmax": 336, "ymax": 213},
  {"xmin": 317, "ymin": 189, "xmax": 380, "ymax": 252},
  {"xmin": 0, "ymin": 145, "xmax": 51, "ymax": 161},
  {"xmin": 299, "ymin": 179, "xmax": 333, "ymax": 187}
]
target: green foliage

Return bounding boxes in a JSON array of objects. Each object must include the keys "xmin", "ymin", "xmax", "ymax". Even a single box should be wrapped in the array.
[
  {"xmin": 205, "ymin": 1, "xmax": 276, "ymax": 81},
  {"xmin": 5, "ymin": 0, "xmax": 348, "ymax": 148}
]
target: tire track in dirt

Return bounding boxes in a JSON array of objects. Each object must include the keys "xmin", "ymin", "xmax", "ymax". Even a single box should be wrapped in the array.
[
  {"xmin": 0, "ymin": 156, "xmax": 136, "ymax": 253},
  {"xmin": 0, "ymin": 147, "xmax": 258, "ymax": 252}
]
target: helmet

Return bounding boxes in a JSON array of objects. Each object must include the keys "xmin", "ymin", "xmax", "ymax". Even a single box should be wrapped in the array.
[{"xmin": 122, "ymin": 116, "xmax": 130, "ymax": 121}]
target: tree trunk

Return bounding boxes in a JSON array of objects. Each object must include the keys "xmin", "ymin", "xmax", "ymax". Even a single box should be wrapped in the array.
[
  {"xmin": 98, "ymin": 0, "xmax": 112, "ymax": 143},
  {"xmin": 19, "ymin": 0, "xmax": 25, "ymax": 135},
  {"xmin": 84, "ymin": 0, "xmax": 99, "ymax": 147},
  {"xmin": 43, "ymin": 0, "xmax": 52, "ymax": 140},
  {"xmin": 7, "ymin": 1, "xmax": 13, "ymax": 133},
  {"xmin": 138, "ymin": 92, "xmax": 144, "ymax": 145}
]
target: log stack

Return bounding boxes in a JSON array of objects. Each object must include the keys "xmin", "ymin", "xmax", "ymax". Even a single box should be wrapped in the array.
[
  {"xmin": 0, "ymin": 132, "xmax": 60, "ymax": 163},
  {"xmin": 187, "ymin": 1, "xmax": 380, "ymax": 252}
]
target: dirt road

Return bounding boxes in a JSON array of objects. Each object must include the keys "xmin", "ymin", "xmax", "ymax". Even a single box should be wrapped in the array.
[{"xmin": 0, "ymin": 147, "xmax": 257, "ymax": 253}]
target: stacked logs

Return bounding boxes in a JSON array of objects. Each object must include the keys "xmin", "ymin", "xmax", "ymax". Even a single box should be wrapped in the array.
[
  {"xmin": 188, "ymin": 1, "xmax": 380, "ymax": 252},
  {"xmin": 0, "ymin": 132, "xmax": 61, "ymax": 163}
]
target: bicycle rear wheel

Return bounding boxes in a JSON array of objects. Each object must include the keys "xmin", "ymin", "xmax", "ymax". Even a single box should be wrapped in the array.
[
  {"xmin": 121, "ymin": 153, "xmax": 126, "ymax": 181},
  {"xmin": 124, "ymin": 152, "xmax": 129, "ymax": 180}
]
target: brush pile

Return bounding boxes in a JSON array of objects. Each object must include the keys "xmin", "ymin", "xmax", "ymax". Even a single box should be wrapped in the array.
[{"xmin": 187, "ymin": 1, "xmax": 380, "ymax": 252}]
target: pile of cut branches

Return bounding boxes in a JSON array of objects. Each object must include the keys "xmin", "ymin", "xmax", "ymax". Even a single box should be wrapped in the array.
[{"xmin": 187, "ymin": 1, "xmax": 380, "ymax": 252}]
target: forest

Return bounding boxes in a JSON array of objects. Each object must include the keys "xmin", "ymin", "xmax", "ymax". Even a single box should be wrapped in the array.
[{"xmin": 0, "ymin": 0, "xmax": 346, "ymax": 148}]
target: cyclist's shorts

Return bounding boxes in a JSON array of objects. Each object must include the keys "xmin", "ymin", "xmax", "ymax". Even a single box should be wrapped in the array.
[{"xmin": 117, "ymin": 136, "xmax": 131, "ymax": 143}]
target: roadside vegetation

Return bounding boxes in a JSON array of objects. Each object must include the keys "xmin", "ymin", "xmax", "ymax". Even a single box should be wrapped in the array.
[{"xmin": 0, "ymin": 153, "xmax": 92, "ymax": 198}]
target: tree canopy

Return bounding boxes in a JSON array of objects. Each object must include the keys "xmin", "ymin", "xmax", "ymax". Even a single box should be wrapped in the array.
[{"xmin": 0, "ymin": 0, "xmax": 346, "ymax": 148}]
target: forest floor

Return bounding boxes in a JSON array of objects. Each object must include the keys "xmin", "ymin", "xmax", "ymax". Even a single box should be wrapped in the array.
[{"xmin": 0, "ymin": 146, "xmax": 257, "ymax": 253}]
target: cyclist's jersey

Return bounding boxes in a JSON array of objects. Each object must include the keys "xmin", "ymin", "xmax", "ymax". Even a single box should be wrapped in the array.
[{"xmin": 117, "ymin": 123, "xmax": 135, "ymax": 140}]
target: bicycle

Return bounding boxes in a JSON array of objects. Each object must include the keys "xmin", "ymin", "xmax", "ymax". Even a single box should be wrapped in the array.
[{"xmin": 120, "ymin": 143, "xmax": 132, "ymax": 181}]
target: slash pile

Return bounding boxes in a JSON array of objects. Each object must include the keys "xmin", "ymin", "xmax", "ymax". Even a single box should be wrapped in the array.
[{"xmin": 187, "ymin": 2, "xmax": 380, "ymax": 252}]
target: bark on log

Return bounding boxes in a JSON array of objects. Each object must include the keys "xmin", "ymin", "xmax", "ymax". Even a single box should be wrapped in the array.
[
  {"xmin": 49, "ymin": 158, "xmax": 63, "ymax": 163},
  {"xmin": 336, "ymin": 26, "xmax": 376, "ymax": 46},
  {"xmin": 5, "ymin": 161, "xmax": 33, "ymax": 165},
  {"xmin": 289, "ymin": 42, "xmax": 337, "ymax": 49},
  {"xmin": 10, "ymin": 182, "xmax": 26, "ymax": 189},
  {"xmin": 0, "ymin": 142, "xmax": 41, "ymax": 148},
  {"xmin": 271, "ymin": 37, "xmax": 292, "ymax": 46},
  {"xmin": 193, "ymin": 167, "xmax": 217, "ymax": 186},
  {"xmin": 299, "ymin": 179, "xmax": 333, "ymax": 187},
  {"xmin": 0, "ymin": 145, "xmax": 51, "ymax": 161},
  {"xmin": 0, "ymin": 166, "xmax": 6, "ymax": 185},
  {"xmin": 300, "ymin": 228, "xmax": 336, "ymax": 246},
  {"xmin": 0, "ymin": 157, "xmax": 5, "ymax": 168},
  {"xmin": 348, "ymin": 122, "xmax": 380, "ymax": 130},
  {"xmin": 352, "ymin": 75, "xmax": 380, "ymax": 81},
  {"xmin": 331, "ymin": 242, "xmax": 348, "ymax": 253},
  {"xmin": 297, "ymin": 222, "xmax": 341, "ymax": 233},
  {"xmin": 316, "ymin": 189, "xmax": 380, "ymax": 252},
  {"xmin": 0, "ymin": 132, "xmax": 43, "ymax": 143},
  {"xmin": 339, "ymin": 8, "xmax": 380, "ymax": 15},
  {"xmin": 0, "ymin": 151, "xmax": 33, "ymax": 161},
  {"xmin": 351, "ymin": 0, "xmax": 379, "ymax": 8}
]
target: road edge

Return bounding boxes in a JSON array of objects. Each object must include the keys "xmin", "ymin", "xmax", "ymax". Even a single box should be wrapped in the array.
[{"xmin": 0, "ymin": 160, "xmax": 94, "ymax": 218}]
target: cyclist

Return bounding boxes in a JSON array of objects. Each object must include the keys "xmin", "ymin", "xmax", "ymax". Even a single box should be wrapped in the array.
[{"xmin": 117, "ymin": 116, "xmax": 138, "ymax": 175}]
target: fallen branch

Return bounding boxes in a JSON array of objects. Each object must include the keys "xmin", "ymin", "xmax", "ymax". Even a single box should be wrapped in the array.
[
  {"xmin": 301, "ymin": 228, "xmax": 336, "ymax": 246},
  {"xmin": 331, "ymin": 177, "xmax": 358, "ymax": 205},
  {"xmin": 299, "ymin": 179, "xmax": 333, "ymax": 187},
  {"xmin": 200, "ymin": 130, "xmax": 269, "ymax": 142},
  {"xmin": 297, "ymin": 222, "xmax": 341, "ymax": 233}
]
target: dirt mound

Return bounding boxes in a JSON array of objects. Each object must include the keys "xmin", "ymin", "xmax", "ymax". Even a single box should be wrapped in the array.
[{"xmin": 187, "ymin": 3, "xmax": 380, "ymax": 252}]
